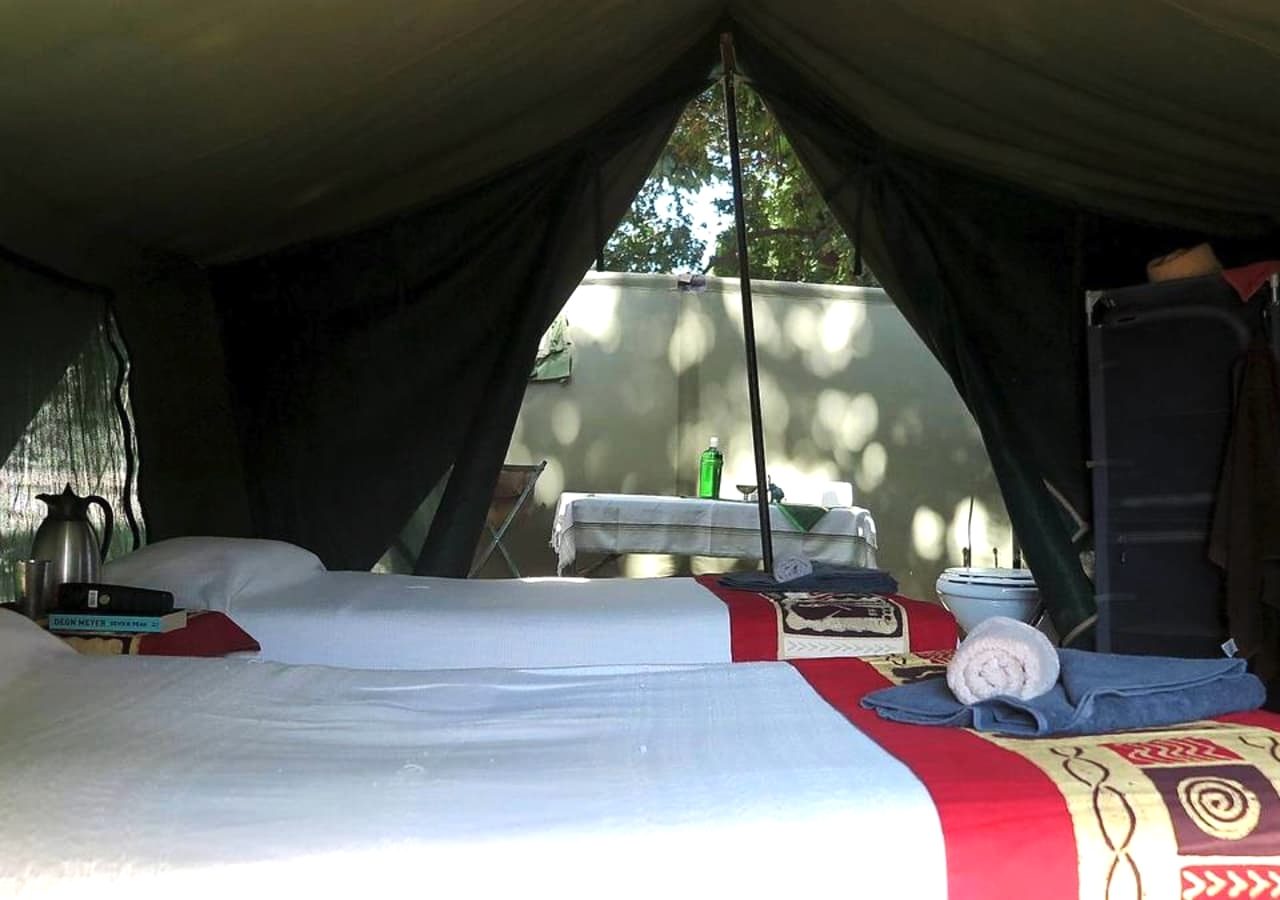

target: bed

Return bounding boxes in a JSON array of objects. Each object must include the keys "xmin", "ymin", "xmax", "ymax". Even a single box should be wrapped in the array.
[
  {"xmin": 4, "ymin": 611, "xmax": 1279, "ymax": 899},
  {"xmin": 100, "ymin": 537, "xmax": 957, "ymax": 669}
]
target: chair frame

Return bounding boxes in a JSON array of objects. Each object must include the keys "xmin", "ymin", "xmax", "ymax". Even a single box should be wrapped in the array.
[{"xmin": 468, "ymin": 460, "xmax": 547, "ymax": 577}]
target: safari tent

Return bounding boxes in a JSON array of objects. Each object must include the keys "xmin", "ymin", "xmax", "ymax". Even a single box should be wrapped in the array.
[{"xmin": 6, "ymin": 1, "xmax": 1280, "ymax": 646}]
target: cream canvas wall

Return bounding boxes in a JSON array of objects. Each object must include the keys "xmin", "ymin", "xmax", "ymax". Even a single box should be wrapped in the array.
[{"xmin": 485, "ymin": 271, "xmax": 1014, "ymax": 602}]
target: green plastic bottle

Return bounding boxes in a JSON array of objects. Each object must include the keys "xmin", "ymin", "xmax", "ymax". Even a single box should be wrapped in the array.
[{"xmin": 697, "ymin": 436, "xmax": 724, "ymax": 499}]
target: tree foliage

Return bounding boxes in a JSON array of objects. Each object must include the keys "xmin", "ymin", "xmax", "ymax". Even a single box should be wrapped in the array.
[{"xmin": 603, "ymin": 83, "xmax": 876, "ymax": 287}]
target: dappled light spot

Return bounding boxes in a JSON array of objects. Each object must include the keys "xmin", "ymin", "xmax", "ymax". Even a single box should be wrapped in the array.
[
  {"xmin": 783, "ymin": 306, "xmax": 818, "ymax": 355},
  {"xmin": 712, "ymin": 365, "xmax": 791, "ymax": 440},
  {"xmin": 550, "ymin": 400, "xmax": 581, "ymax": 446},
  {"xmin": 691, "ymin": 555, "xmax": 744, "ymax": 576},
  {"xmin": 912, "ymin": 506, "xmax": 947, "ymax": 561},
  {"xmin": 505, "ymin": 438, "xmax": 534, "ymax": 466},
  {"xmin": 534, "ymin": 457, "xmax": 565, "ymax": 506},
  {"xmin": 754, "ymin": 368, "xmax": 791, "ymax": 437},
  {"xmin": 567, "ymin": 284, "xmax": 620, "ymax": 345},
  {"xmin": 948, "ymin": 497, "xmax": 1013, "ymax": 567},
  {"xmin": 624, "ymin": 554, "xmax": 676, "ymax": 578},
  {"xmin": 813, "ymin": 390, "xmax": 879, "ymax": 456},
  {"xmin": 778, "ymin": 300, "xmax": 874, "ymax": 377},
  {"xmin": 584, "ymin": 439, "xmax": 610, "ymax": 481},
  {"xmin": 722, "ymin": 426, "xmax": 764, "ymax": 492},
  {"xmin": 844, "ymin": 393, "xmax": 878, "ymax": 452},
  {"xmin": 819, "ymin": 301, "xmax": 864, "ymax": 354},
  {"xmin": 890, "ymin": 407, "xmax": 924, "ymax": 447},
  {"xmin": 754, "ymin": 302, "xmax": 787, "ymax": 357},
  {"xmin": 620, "ymin": 471, "xmax": 642, "ymax": 494},
  {"xmin": 720, "ymin": 292, "xmax": 742, "ymax": 332},
  {"xmin": 855, "ymin": 441, "xmax": 887, "ymax": 495},
  {"xmin": 849, "ymin": 312, "xmax": 874, "ymax": 359},
  {"xmin": 812, "ymin": 388, "xmax": 850, "ymax": 450},
  {"xmin": 720, "ymin": 292, "xmax": 787, "ymax": 357},
  {"xmin": 668, "ymin": 304, "xmax": 715, "ymax": 374},
  {"xmin": 791, "ymin": 436, "xmax": 819, "ymax": 464}
]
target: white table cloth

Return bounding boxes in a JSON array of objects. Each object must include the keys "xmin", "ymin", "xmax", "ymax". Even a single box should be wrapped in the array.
[{"xmin": 552, "ymin": 492, "xmax": 877, "ymax": 574}]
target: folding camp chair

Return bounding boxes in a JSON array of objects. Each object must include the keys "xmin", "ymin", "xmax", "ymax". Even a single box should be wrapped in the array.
[{"xmin": 468, "ymin": 460, "xmax": 547, "ymax": 577}]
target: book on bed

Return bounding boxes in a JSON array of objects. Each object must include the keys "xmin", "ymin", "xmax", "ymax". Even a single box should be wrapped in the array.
[{"xmin": 46, "ymin": 609, "xmax": 188, "ymax": 634}]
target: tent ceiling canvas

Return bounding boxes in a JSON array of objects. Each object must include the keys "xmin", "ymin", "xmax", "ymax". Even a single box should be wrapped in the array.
[
  {"xmin": 0, "ymin": 0, "xmax": 721, "ymax": 261},
  {"xmin": 4, "ymin": 1, "xmax": 1280, "ymax": 264}
]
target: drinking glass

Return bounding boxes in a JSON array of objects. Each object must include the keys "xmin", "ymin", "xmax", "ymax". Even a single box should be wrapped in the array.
[{"xmin": 14, "ymin": 559, "xmax": 51, "ymax": 619}]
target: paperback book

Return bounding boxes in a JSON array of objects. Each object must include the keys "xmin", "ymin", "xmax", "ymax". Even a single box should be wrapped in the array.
[{"xmin": 47, "ymin": 609, "xmax": 188, "ymax": 635}]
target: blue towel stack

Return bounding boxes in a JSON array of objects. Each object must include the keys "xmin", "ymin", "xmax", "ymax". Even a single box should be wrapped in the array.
[
  {"xmin": 861, "ymin": 649, "xmax": 1265, "ymax": 737},
  {"xmin": 718, "ymin": 563, "xmax": 898, "ymax": 595}
]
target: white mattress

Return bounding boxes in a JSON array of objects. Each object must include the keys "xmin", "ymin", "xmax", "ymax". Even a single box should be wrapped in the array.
[
  {"xmin": 229, "ymin": 572, "xmax": 732, "ymax": 669},
  {"xmin": 0, "ymin": 647, "xmax": 948, "ymax": 898}
]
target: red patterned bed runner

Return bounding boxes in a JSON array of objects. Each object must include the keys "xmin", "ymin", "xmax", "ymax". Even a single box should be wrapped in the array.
[
  {"xmin": 695, "ymin": 574, "xmax": 958, "ymax": 660},
  {"xmin": 792, "ymin": 654, "xmax": 1280, "ymax": 900}
]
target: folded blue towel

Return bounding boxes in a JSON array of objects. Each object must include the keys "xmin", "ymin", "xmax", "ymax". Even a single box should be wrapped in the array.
[
  {"xmin": 718, "ymin": 563, "xmax": 898, "ymax": 595},
  {"xmin": 861, "ymin": 649, "xmax": 1266, "ymax": 737}
]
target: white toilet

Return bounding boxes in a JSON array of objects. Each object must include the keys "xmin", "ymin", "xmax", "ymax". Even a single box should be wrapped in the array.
[{"xmin": 936, "ymin": 567, "xmax": 1042, "ymax": 633}]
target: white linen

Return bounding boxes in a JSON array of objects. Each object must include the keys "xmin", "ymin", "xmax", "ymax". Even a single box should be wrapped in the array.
[
  {"xmin": 0, "ymin": 609, "xmax": 73, "ymax": 688},
  {"xmin": 230, "ymin": 572, "xmax": 732, "ymax": 669},
  {"xmin": 551, "ymin": 492, "xmax": 879, "ymax": 574},
  {"xmin": 0, "ymin": 653, "xmax": 947, "ymax": 899},
  {"xmin": 947, "ymin": 615, "xmax": 1061, "ymax": 705},
  {"xmin": 102, "ymin": 536, "xmax": 326, "ymax": 612}
]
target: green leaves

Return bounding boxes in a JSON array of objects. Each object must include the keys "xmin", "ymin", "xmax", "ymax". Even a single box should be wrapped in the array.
[{"xmin": 603, "ymin": 84, "xmax": 877, "ymax": 287}]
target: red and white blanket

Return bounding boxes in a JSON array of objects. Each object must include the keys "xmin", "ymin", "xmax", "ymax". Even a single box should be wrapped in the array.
[
  {"xmin": 798, "ymin": 652, "xmax": 1280, "ymax": 899},
  {"xmin": 696, "ymin": 574, "xmax": 958, "ymax": 660}
]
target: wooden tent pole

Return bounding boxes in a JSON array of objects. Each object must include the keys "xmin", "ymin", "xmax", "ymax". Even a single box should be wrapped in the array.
[{"xmin": 720, "ymin": 32, "xmax": 774, "ymax": 575}]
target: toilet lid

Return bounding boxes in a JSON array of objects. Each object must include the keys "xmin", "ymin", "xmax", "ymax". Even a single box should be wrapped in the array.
[{"xmin": 939, "ymin": 567, "xmax": 1036, "ymax": 589}]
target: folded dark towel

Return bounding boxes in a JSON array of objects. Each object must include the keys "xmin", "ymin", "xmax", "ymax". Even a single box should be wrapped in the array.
[
  {"xmin": 718, "ymin": 563, "xmax": 898, "ymax": 595},
  {"xmin": 861, "ymin": 649, "xmax": 1266, "ymax": 737}
]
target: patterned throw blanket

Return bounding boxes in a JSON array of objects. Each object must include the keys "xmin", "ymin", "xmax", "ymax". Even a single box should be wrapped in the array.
[
  {"xmin": 695, "ymin": 575, "xmax": 958, "ymax": 659},
  {"xmin": 798, "ymin": 653, "xmax": 1280, "ymax": 899}
]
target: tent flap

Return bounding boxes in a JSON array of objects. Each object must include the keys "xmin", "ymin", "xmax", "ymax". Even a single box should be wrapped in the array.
[
  {"xmin": 210, "ymin": 35, "xmax": 716, "ymax": 572},
  {"xmin": 738, "ymin": 26, "xmax": 1280, "ymax": 644}
]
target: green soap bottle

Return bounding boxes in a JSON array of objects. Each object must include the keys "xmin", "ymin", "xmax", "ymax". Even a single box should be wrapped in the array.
[{"xmin": 697, "ymin": 436, "xmax": 724, "ymax": 499}]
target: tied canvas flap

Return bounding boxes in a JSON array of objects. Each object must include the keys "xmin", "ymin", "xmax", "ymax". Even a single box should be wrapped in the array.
[{"xmin": 1209, "ymin": 338, "xmax": 1280, "ymax": 682}]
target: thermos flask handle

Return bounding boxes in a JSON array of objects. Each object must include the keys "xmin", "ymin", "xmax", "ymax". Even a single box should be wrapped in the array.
[{"xmin": 85, "ymin": 495, "xmax": 114, "ymax": 563}]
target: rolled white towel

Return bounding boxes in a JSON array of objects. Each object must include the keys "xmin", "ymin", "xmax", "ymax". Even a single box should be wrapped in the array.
[{"xmin": 946, "ymin": 616, "xmax": 1060, "ymax": 705}]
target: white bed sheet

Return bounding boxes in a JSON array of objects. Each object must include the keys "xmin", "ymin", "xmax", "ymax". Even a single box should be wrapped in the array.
[
  {"xmin": 228, "ymin": 572, "xmax": 732, "ymax": 670},
  {"xmin": 0, "ymin": 650, "xmax": 948, "ymax": 899}
]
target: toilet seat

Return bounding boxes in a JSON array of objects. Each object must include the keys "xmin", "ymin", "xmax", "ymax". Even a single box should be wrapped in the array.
[{"xmin": 936, "ymin": 566, "xmax": 1041, "ymax": 631}]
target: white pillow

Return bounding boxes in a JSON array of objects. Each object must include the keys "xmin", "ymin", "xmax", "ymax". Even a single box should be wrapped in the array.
[
  {"xmin": 101, "ymin": 537, "xmax": 326, "ymax": 612},
  {"xmin": 0, "ymin": 608, "xmax": 74, "ymax": 688}
]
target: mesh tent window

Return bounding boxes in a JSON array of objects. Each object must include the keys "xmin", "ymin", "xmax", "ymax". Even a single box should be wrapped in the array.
[{"xmin": 1, "ymin": 258, "xmax": 142, "ymax": 603}]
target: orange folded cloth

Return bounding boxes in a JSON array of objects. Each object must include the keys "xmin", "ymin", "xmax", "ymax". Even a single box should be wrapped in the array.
[{"xmin": 1146, "ymin": 243, "xmax": 1222, "ymax": 282}]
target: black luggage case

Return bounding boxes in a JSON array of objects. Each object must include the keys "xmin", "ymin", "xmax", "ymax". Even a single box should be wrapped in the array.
[{"xmin": 1087, "ymin": 274, "xmax": 1272, "ymax": 656}]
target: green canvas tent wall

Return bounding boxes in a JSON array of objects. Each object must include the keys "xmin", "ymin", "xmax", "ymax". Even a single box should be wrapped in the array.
[{"xmin": 3, "ymin": 1, "xmax": 1280, "ymax": 645}]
